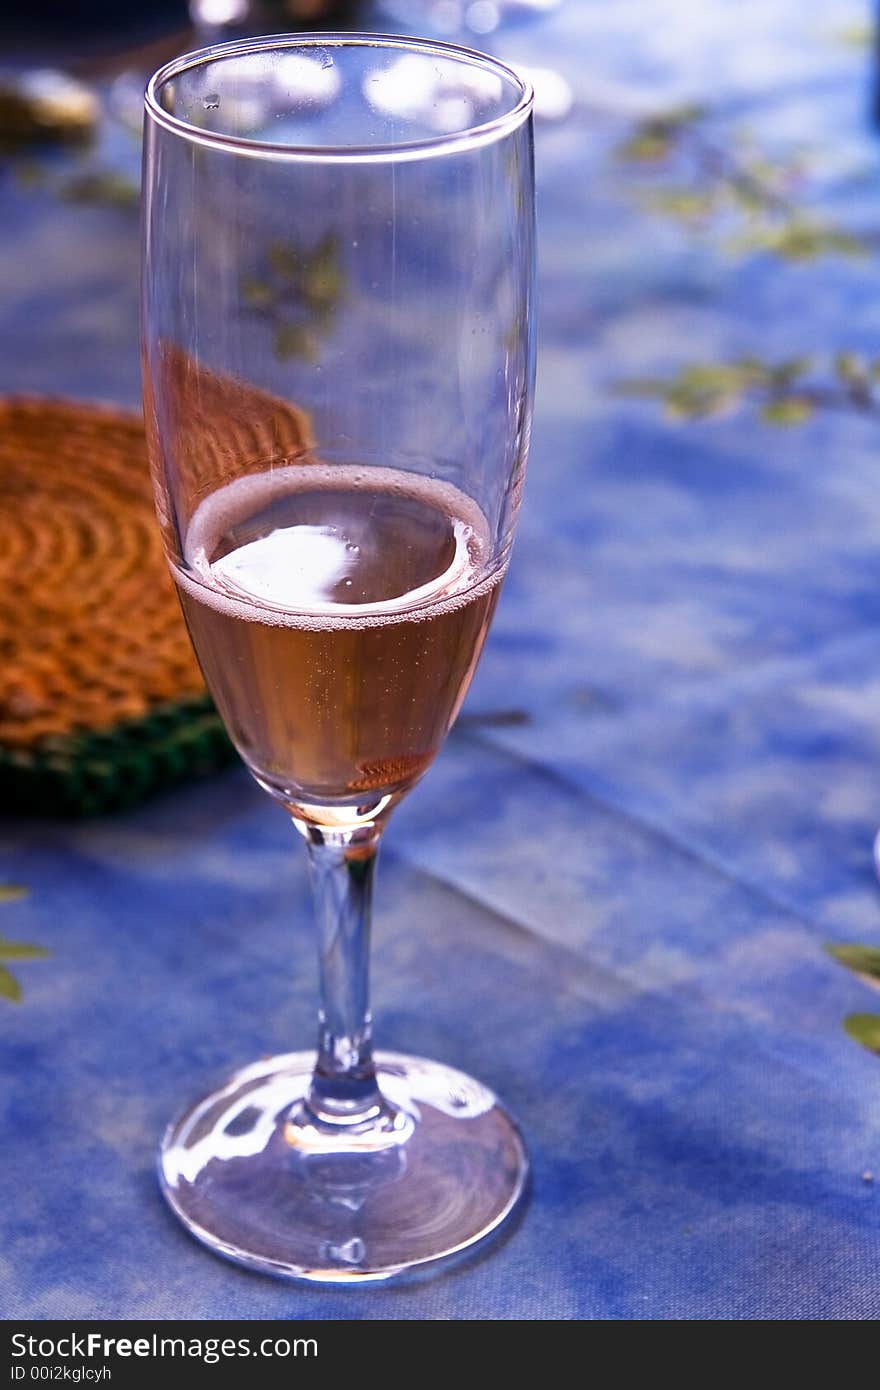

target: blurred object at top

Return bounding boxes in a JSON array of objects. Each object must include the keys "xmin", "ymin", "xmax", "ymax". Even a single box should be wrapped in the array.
[
  {"xmin": 0, "ymin": 70, "xmax": 98, "ymax": 145},
  {"xmin": 376, "ymin": 0, "xmax": 562, "ymax": 37},
  {"xmin": 190, "ymin": 0, "xmax": 365, "ymax": 43},
  {"xmin": 5, "ymin": 1, "xmax": 186, "ymax": 66}
]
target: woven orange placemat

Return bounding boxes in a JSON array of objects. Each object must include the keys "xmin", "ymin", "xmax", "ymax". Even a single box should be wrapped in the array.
[{"xmin": 0, "ymin": 396, "xmax": 233, "ymax": 815}]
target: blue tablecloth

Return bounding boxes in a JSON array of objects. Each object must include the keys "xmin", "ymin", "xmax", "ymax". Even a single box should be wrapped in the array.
[{"xmin": 4, "ymin": 0, "xmax": 880, "ymax": 1319}]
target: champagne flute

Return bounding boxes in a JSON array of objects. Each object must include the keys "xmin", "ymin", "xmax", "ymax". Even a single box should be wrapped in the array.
[{"xmin": 142, "ymin": 33, "xmax": 535, "ymax": 1282}]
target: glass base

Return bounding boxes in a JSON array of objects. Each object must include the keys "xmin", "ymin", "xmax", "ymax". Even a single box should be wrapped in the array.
[{"xmin": 159, "ymin": 1051, "xmax": 528, "ymax": 1283}]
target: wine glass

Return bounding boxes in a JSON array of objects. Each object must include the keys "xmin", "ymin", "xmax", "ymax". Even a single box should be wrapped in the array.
[{"xmin": 142, "ymin": 33, "xmax": 535, "ymax": 1282}]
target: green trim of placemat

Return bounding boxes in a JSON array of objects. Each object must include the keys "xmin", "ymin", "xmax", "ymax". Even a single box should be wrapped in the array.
[{"xmin": 1, "ymin": 695, "xmax": 236, "ymax": 817}]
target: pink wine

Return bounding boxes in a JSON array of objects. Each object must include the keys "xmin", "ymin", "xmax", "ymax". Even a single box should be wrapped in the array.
[{"xmin": 173, "ymin": 465, "xmax": 504, "ymax": 811}]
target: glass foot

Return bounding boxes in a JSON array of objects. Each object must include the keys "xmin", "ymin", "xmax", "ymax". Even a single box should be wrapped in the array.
[{"xmin": 159, "ymin": 1051, "xmax": 528, "ymax": 1282}]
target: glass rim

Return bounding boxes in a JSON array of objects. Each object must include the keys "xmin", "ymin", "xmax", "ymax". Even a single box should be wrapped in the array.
[{"xmin": 144, "ymin": 31, "xmax": 534, "ymax": 163}]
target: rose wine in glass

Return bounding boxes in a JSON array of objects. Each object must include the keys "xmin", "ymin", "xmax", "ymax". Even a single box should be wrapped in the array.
[
  {"xmin": 174, "ymin": 465, "xmax": 503, "ymax": 809},
  {"xmin": 142, "ymin": 34, "xmax": 535, "ymax": 1282}
]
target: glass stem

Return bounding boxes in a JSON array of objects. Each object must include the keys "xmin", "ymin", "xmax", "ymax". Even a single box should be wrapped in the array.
[{"xmin": 301, "ymin": 822, "xmax": 385, "ymax": 1126}]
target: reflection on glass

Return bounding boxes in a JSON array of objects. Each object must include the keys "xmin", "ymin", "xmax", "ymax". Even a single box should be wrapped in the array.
[
  {"xmin": 376, "ymin": 0, "xmax": 572, "ymax": 122},
  {"xmin": 362, "ymin": 52, "xmax": 505, "ymax": 132}
]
